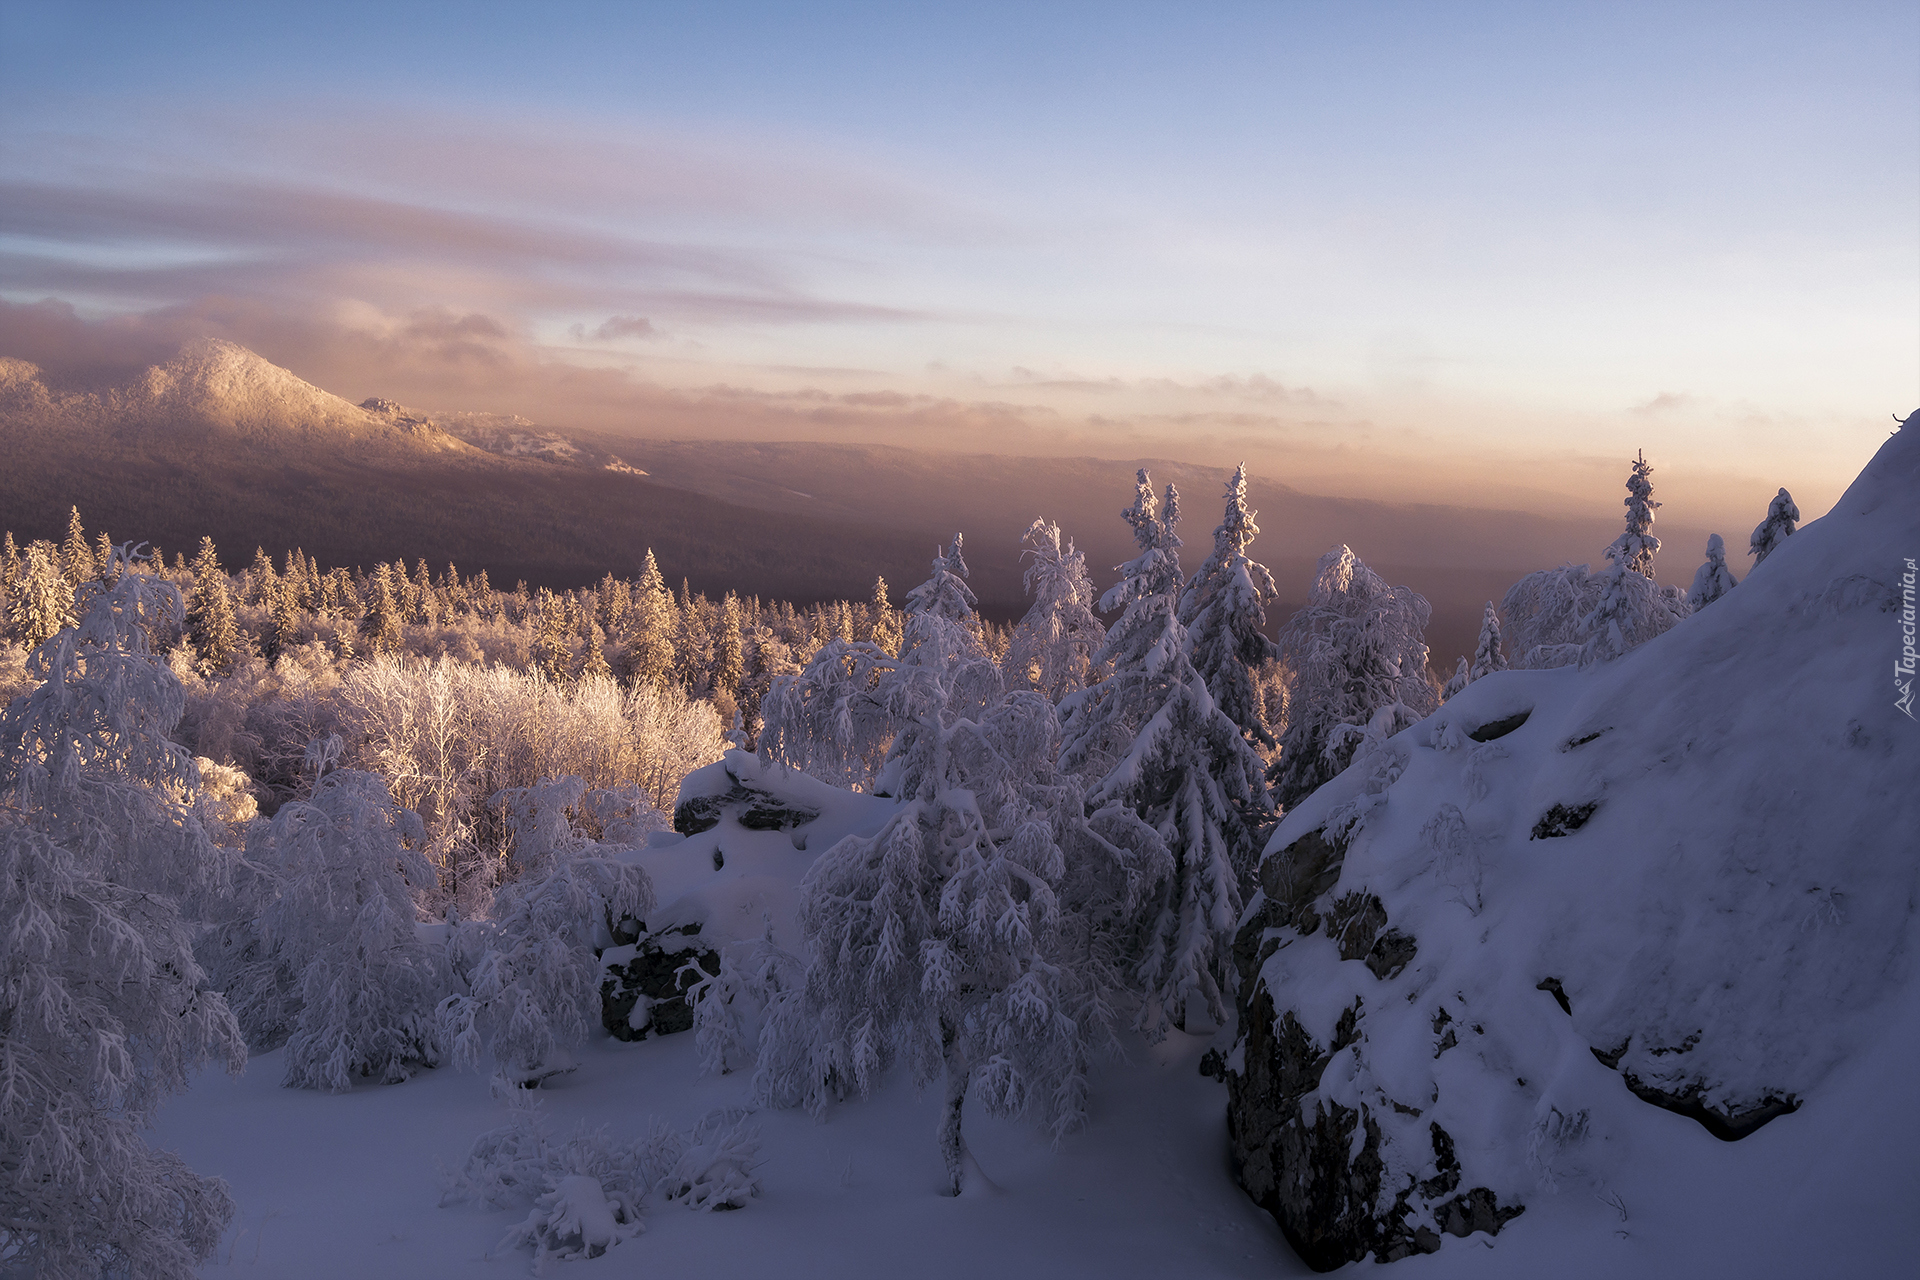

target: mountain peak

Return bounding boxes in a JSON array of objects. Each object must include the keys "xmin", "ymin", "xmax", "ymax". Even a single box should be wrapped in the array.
[
  {"xmin": 129, "ymin": 338, "xmax": 362, "ymax": 430},
  {"xmin": 0, "ymin": 338, "xmax": 474, "ymax": 458}
]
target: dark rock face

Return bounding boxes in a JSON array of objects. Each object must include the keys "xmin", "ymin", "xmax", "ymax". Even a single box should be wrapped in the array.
[
  {"xmin": 1529, "ymin": 801, "xmax": 1598, "ymax": 839},
  {"xmin": 1466, "ymin": 709, "xmax": 1530, "ymax": 742},
  {"xmin": 1224, "ymin": 825, "xmax": 1523, "ymax": 1271},
  {"xmin": 600, "ymin": 922, "xmax": 722, "ymax": 1041},
  {"xmin": 673, "ymin": 779, "xmax": 820, "ymax": 835},
  {"xmin": 1226, "ymin": 985, "xmax": 1521, "ymax": 1270},
  {"xmin": 1615, "ymin": 1071, "xmax": 1799, "ymax": 1140}
]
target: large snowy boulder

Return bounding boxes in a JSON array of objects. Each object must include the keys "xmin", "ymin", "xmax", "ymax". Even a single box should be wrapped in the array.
[{"xmin": 1224, "ymin": 415, "xmax": 1920, "ymax": 1270}]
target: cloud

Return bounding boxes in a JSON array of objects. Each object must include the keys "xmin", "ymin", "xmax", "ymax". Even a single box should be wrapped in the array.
[
  {"xmin": 574, "ymin": 316, "xmax": 664, "ymax": 342},
  {"xmin": 1631, "ymin": 391, "xmax": 1695, "ymax": 415},
  {"xmin": 0, "ymin": 172, "xmax": 930, "ymax": 332}
]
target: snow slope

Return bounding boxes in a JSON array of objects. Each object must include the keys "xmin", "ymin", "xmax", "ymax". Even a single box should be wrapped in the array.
[{"xmin": 1224, "ymin": 413, "xmax": 1920, "ymax": 1271}]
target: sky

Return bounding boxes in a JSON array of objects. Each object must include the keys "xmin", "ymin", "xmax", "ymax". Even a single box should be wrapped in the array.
[{"xmin": 2, "ymin": 0, "xmax": 1916, "ymax": 529}]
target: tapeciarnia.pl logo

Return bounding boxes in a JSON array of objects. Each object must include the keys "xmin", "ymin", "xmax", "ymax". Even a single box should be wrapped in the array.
[{"xmin": 1898, "ymin": 557, "xmax": 1917, "ymax": 720}]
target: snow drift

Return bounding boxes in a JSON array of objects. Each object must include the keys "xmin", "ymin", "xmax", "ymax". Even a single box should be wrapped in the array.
[{"xmin": 1223, "ymin": 413, "xmax": 1920, "ymax": 1269}]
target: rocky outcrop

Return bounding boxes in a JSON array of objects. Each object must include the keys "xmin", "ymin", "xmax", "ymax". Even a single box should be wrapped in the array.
[
  {"xmin": 673, "ymin": 764, "xmax": 822, "ymax": 836},
  {"xmin": 599, "ymin": 920, "xmax": 722, "ymax": 1041},
  {"xmin": 1222, "ymin": 419, "xmax": 1920, "ymax": 1272},
  {"xmin": 1224, "ymin": 824, "xmax": 1521, "ymax": 1271}
]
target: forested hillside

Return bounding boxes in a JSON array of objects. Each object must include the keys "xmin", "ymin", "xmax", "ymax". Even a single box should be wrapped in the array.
[{"xmin": 1, "ymin": 340, "xmax": 1726, "ymax": 668}]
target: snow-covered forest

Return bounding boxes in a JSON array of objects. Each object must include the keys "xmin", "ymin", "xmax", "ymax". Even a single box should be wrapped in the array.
[{"xmin": 4, "ymin": 425, "xmax": 1914, "ymax": 1280}]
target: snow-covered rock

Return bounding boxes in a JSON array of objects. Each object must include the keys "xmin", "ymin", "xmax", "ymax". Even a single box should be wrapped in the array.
[
  {"xmin": 614, "ymin": 750, "xmax": 895, "ymax": 963},
  {"xmin": 1224, "ymin": 413, "xmax": 1920, "ymax": 1269},
  {"xmin": 599, "ymin": 919, "xmax": 722, "ymax": 1042}
]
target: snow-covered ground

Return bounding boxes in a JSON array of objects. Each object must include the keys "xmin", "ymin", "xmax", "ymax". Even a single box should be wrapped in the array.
[
  {"xmin": 152, "ymin": 757, "xmax": 1294, "ymax": 1277},
  {"xmin": 151, "ymin": 420, "xmax": 1920, "ymax": 1278},
  {"xmin": 154, "ymin": 728, "xmax": 1918, "ymax": 1279},
  {"xmin": 152, "ymin": 978, "xmax": 1920, "ymax": 1279},
  {"xmin": 154, "ymin": 1008, "xmax": 1301, "ymax": 1278}
]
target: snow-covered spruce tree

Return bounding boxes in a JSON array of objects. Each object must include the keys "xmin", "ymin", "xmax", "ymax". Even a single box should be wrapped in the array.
[
  {"xmin": 440, "ymin": 776, "xmax": 653, "ymax": 1086},
  {"xmin": 243, "ymin": 545, "xmax": 275, "ymax": 606},
  {"xmin": 531, "ymin": 588, "xmax": 574, "ymax": 684},
  {"xmin": 186, "ymin": 536, "xmax": 237, "ymax": 677},
  {"xmin": 1749, "ymin": 487, "xmax": 1800, "ymax": 565},
  {"xmin": 1273, "ymin": 545, "xmax": 1438, "ymax": 812},
  {"xmin": 93, "ymin": 532, "xmax": 118, "ymax": 587},
  {"xmin": 1613, "ymin": 448, "xmax": 1662, "ymax": 577},
  {"xmin": 1469, "ymin": 599, "xmax": 1508, "ymax": 681},
  {"xmin": 873, "ymin": 534, "xmax": 1006, "ymax": 801},
  {"xmin": 774, "ymin": 679, "xmax": 1128, "ymax": 1194},
  {"xmin": 1004, "ymin": 518, "xmax": 1107, "ymax": 703},
  {"xmin": 1687, "ymin": 533, "xmax": 1740, "ymax": 610},
  {"xmin": 1178, "ymin": 463, "xmax": 1281, "ymax": 754},
  {"xmin": 59, "ymin": 506, "xmax": 93, "ymax": 586},
  {"xmin": 1060, "ymin": 471, "xmax": 1268, "ymax": 1036},
  {"xmin": 1581, "ymin": 452, "xmax": 1690, "ymax": 665},
  {"xmin": 360, "ymin": 562, "xmax": 404, "ymax": 655},
  {"xmin": 0, "ymin": 548, "xmax": 245, "ymax": 1278},
  {"xmin": 713, "ymin": 592, "xmax": 745, "ymax": 707},
  {"xmin": 239, "ymin": 766, "xmax": 450, "ymax": 1090},
  {"xmin": 868, "ymin": 574, "xmax": 903, "ymax": 656},
  {"xmin": 261, "ymin": 575, "xmax": 300, "ymax": 663},
  {"xmin": 5, "ymin": 540, "xmax": 75, "ymax": 648},
  {"xmin": 1440, "ymin": 656, "xmax": 1471, "ymax": 702},
  {"xmin": 580, "ymin": 621, "xmax": 614, "ymax": 683}
]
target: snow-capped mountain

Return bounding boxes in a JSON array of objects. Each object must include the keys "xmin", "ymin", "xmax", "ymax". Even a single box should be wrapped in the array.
[
  {"xmin": 1, "ymin": 338, "xmax": 470, "ymax": 454},
  {"xmin": 0, "ymin": 340, "xmax": 939, "ymax": 604},
  {"xmin": 1222, "ymin": 413, "xmax": 1920, "ymax": 1271}
]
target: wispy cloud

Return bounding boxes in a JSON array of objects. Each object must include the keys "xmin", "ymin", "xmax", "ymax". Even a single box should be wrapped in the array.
[
  {"xmin": 1631, "ymin": 391, "xmax": 1695, "ymax": 416},
  {"xmin": 0, "ymin": 171, "xmax": 931, "ymax": 330},
  {"xmin": 574, "ymin": 316, "xmax": 663, "ymax": 342}
]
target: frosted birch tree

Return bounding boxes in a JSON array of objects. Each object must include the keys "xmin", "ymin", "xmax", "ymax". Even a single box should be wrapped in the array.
[
  {"xmin": 0, "ymin": 548, "xmax": 245, "ymax": 1278},
  {"xmin": 236, "ymin": 766, "xmax": 450, "ymax": 1091},
  {"xmin": 441, "ymin": 776, "xmax": 653, "ymax": 1086},
  {"xmin": 776, "ymin": 686, "xmax": 1126, "ymax": 1193},
  {"xmin": 757, "ymin": 639, "xmax": 899, "ymax": 791}
]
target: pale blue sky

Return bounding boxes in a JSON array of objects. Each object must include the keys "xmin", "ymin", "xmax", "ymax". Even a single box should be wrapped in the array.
[{"xmin": 3, "ymin": 1, "xmax": 1915, "ymax": 520}]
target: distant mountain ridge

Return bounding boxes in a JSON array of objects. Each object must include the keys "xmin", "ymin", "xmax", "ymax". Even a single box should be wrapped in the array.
[
  {"xmin": 0, "ymin": 339, "xmax": 1718, "ymax": 667},
  {"xmin": 0, "ymin": 340, "xmax": 939, "ymax": 608},
  {"xmin": 1, "ymin": 338, "xmax": 471, "ymax": 455}
]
